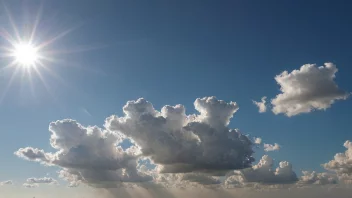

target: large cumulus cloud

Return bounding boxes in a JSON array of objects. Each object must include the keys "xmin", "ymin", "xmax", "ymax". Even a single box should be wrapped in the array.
[
  {"xmin": 271, "ymin": 63, "xmax": 349, "ymax": 116},
  {"xmin": 15, "ymin": 119, "xmax": 152, "ymax": 187},
  {"xmin": 15, "ymin": 97, "xmax": 255, "ymax": 188},
  {"xmin": 105, "ymin": 96, "xmax": 254, "ymax": 175}
]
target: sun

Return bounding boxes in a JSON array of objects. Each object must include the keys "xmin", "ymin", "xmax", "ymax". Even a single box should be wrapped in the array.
[{"xmin": 12, "ymin": 43, "xmax": 39, "ymax": 67}]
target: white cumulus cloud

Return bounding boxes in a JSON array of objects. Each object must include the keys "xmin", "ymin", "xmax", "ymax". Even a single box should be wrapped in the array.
[
  {"xmin": 271, "ymin": 63, "xmax": 349, "ymax": 117},
  {"xmin": 264, "ymin": 143, "xmax": 280, "ymax": 152},
  {"xmin": 253, "ymin": 96, "xmax": 267, "ymax": 113}
]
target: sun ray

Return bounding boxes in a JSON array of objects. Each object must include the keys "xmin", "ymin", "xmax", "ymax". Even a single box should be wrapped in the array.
[
  {"xmin": 3, "ymin": 3, "xmax": 22, "ymax": 43},
  {"xmin": 0, "ymin": 3, "xmax": 102, "ymax": 105},
  {"xmin": 0, "ymin": 66, "xmax": 21, "ymax": 104},
  {"xmin": 29, "ymin": 3, "xmax": 43, "ymax": 44}
]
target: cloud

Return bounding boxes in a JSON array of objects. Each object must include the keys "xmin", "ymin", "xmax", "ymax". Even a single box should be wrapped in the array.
[
  {"xmin": 181, "ymin": 173, "xmax": 221, "ymax": 185},
  {"xmin": 271, "ymin": 63, "xmax": 349, "ymax": 116},
  {"xmin": 26, "ymin": 177, "xmax": 58, "ymax": 185},
  {"xmin": 323, "ymin": 140, "xmax": 352, "ymax": 184},
  {"xmin": 264, "ymin": 143, "xmax": 280, "ymax": 152},
  {"xmin": 225, "ymin": 155, "xmax": 297, "ymax": 185},
  {"xmin": 14, "ymin": 147, "xmax": 52, "ymax": 163},
  {"xmin": 253, "ymin": 97, "xmax": 267, "ymax": 113},
  {"xmin": 0, "ymin": 180, "xmax": 13, "ymax": 185},
  {"xmin": 23, "ymin": 183, "xmax": 38, "ymax": 188},
  {"xmin": 105, "ymin": 96, "xmax": 254, "ymax": 175},
  {"xmin": 298, "ymin": 171, "xmax": 337, "ymax": 185},
  {"xmin": 15, "ymin": 119, "xmax": 152, "ymax": 187},
  {"xmin": 254, "ymin": 137, "xmax": 262, "ymax": 144}
]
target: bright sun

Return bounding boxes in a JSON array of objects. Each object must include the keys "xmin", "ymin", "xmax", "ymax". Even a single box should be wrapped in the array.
[{"xmin": 12, "ymin": 43, "xmax": 39, "ymax": 67}]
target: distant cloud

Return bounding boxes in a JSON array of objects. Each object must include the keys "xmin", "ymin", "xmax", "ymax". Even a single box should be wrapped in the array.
[
  {"xmin": 23, "ymin": 183, "xmax": 38, "ymax": 188},
  {"xmin": 323, "ymin": 140, "xmax": 352, "ymax": 184},
  {"xmin": 225, "ymin": 155, "xmax": 297, "ymax": 185},
  {"xmin": 26, "ymin": 177, "xmax": 57, "ymax": 185},
  {"xmin": 0, "ymin": 180, "xmax": 13, "ymax": 185},
  {"xmin": 298, "ymin": 171, "xmax": 337, "ymax": 185},
  {"xmin": 271, "ymin": 63, "xmax": 349, "ymax": 116},
  {"xmin": 253, "ymin": 96, "xmax": 267, "ymax": 113},
  {"xmin": 264, "ymin": 143, "xmax": 280, "ymax": 152},
  {"xmin": 254, "ymin": 137, "xmax": 262, "ymax": 144},
  {"xmin": 16, "ymin": 119, "xmax": 151, "ymax": 188}
]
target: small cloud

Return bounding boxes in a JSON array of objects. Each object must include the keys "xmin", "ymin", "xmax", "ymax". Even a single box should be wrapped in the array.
[
  {"xmin": 26, "ymin": 177, "xmax": 58, "ymax": 185},
  {"xmin": 252, "ymin": 96, "xmax": 267, "ymax": 113},
  {"xmin": 254, "ymin": 137, "xmax": 262, "ymax": 144},
  {"xmin": 264, "ymin": 143, "xmax": 280, "ymax": 152},
  {"xmin": 271, "ymin": 63, "xmax": 349, "ymax": 117}
]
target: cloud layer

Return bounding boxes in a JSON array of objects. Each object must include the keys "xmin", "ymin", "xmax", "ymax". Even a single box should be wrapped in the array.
[{"xmin": 271, "ymin": 63, "xmax": 349, "ymax": 116}]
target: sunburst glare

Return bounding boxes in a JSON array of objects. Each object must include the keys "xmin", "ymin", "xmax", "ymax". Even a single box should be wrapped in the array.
[{"xmin": 0, "ymin": 3, "xmax": 76, "ymax": 104}]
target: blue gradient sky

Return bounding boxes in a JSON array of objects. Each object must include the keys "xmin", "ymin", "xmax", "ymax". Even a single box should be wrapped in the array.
[{"xmin": 0, "ymin": 0, "xmax": 352, "ymax": 184}]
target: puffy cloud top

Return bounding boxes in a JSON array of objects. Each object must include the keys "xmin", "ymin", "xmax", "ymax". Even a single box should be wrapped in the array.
[
  {"xmin": 225, "ymin": 155, "xmax": 297, "ymax": 185},
  {"xmin": 323, "ymin": 140, "xmax": 352, "ymax": 183},
  {"xmin": 298, "ymin": 171, "xmax": 337, "ymax": 185},
  {"xmin": 105, "ymin": 96, "xmax": 254, "ymax": 175},
  {"xmin": 271, "ymin": 63, "xmax": 349, "ymax": 116}
]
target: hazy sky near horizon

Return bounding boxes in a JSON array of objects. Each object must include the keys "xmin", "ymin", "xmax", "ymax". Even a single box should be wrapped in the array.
[{"xmin": 1, "ymin": 0, "xmax": 352, "ymax": 197}]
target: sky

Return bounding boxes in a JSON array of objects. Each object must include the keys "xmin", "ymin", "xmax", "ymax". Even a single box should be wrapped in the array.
[{"xmin": 1, "ymin": 0, "xmax": 352, "ymax": 197}]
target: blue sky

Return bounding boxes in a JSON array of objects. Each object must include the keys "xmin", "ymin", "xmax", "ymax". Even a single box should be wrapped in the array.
[{"xmin": 1, "ymin": 0, "xmax": 352, "ymax": 194}]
